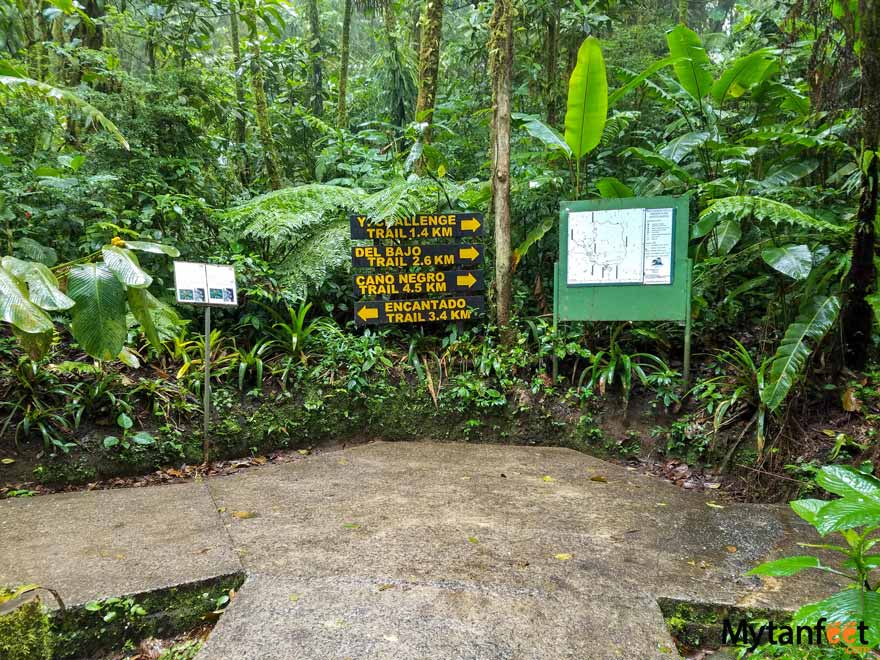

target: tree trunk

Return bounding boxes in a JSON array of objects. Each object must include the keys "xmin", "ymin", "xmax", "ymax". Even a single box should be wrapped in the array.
[
  {"xmin": 230, "ymin": 0, "xmax": 249, "ymax": 182},
  {"xmin": 307, "ymin": 0, "xmax": 323, "ymax": 116},
  {"xmin": 337, "ymin": 0, "xmax": 352, "ymax": 127},
  {"xmin": 414, "ymin": 0, "xmax": 444, "ymax": 133},
  {"xmin": 246, "ymin": 5, "xmax": 283, "ymax": 190},
  {"xmin": 842, "ymin": 0, "xmax": 880, "ymax": 368},
  {"xmin": 383, "ymin": 5, "xmax": 409, "ymax": 127},
  {"xmin": 678, "ymin": 0, "xmax": 688, "ymax": 23},
  {"xmin": 489, "ymin": 0, "xmax": 513, "ymax": 336},
  {"xmin": 544, "ymin": 2, "xmax": 559, "ymax": 125}
]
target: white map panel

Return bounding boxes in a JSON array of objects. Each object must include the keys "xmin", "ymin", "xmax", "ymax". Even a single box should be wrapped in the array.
[{"xmin": 566, "ymin": 207, "xmax": 673, "ymax": 286}]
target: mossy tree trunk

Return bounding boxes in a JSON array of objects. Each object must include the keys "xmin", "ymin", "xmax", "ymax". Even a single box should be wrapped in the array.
[
  {"xmin": 843, "ymin": 0, "xmax": 880, "ymax": 367},
  {"xmin": 229, "ymin": 0, "xmax": 249, "ymax": 183},
  {"xmin": 414, "ymin": 0, "xmax": 444, "ymax": 136},
  {"xmin": 307, "ymin": 0, "xmax": 323, "ymax": 116},
  {"xmin": 337, "ymin": 0, "xmax": 352, "ymax": 127},
  {"xmin": 489, "ymin": 0, "xmax": 513, "ymax": 338},
  {"xmin": 383, "ymin": 4, "xmax": 409, "ymax": 127},
  {"xmin": 544, "ymin": 0, "xmax": 559, "ymax": 125},
  {"xmin": 245, "ymin": 1, "xmax": 283, "ymax": 190}
]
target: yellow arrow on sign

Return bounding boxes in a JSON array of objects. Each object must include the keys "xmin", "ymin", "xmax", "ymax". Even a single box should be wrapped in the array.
[
  {"xmin": 460, "ymin": 217, "xmax": 481, "ymax": 232},
  {"xmin": 459, "ymin": 246, "xmax": 479, "ymax": 261},
  {"xmin": 456, "ymin": 273, "xmax": 477, "ymax": 288},
  {"xmin": 357, "ymin": 306, "xmax": 379, "ymax": 322}
]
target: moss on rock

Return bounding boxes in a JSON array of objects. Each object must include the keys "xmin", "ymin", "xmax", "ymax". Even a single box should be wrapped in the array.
[{"xmin": 0, "ymin": 589, "xmax": 53, "ymax": 660}]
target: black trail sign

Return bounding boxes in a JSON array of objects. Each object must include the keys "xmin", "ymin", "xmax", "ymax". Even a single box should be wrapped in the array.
[
  {"xmin": 353, "ymin": 270, "xmax": 484, "ymax": 297},
  {"xmin": 350, "ymin": 213, "xmax": 484, "ymax": 240},
  {"xmin": 351, "ymin": 244, "xmax": 483, "ymax": 269},
  {"xmin": 355, "ymin": 296, "xmax": 485, "ymax": 326}
]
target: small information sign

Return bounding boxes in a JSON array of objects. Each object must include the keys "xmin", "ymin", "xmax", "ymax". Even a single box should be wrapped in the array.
[{"xmin": 173, "ymin": 261, "xmax": 237, "ymax": 306}]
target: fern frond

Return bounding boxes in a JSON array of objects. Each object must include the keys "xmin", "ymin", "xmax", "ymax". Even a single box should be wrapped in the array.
[
  {"xmin": 223, "ymin": 184, "xmax": 366, "ymax": 245},
  {"xmin": 601, "ymin": 111, "xmax": 640, "ymax": 146},
  {"xmin": 700, "ymin": 196, "xmax": 849, "ymax": 235},
  {"xmin": 276, "ymin": 218, "xmax": 353, "ymax": 302},
  {"xmin": 360, "ymin": 177, "xmax": 462, "ymax": 224}
]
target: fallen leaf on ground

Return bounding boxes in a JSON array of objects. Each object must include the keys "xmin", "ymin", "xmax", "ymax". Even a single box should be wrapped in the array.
[
  {"xmin": 725, "ymin": 545, "xmax": 737, "ymax": 553},
  {"xmin": 706, "ymin": 501, "xmax": 724, "ymax": 509},
  {"xmin": 554, "ymin": 553, "xmax": 572, "ymax": 561},
  {"xmin": 232, "ymin": 511, "xmax": 258, "ymax": 519},
  {"xmin": 589, "ymin": 475, "xmax": 608, "ymax": 483},
  {"xmin": 542, "ymin": 475, "xmax": 554, "ymax": 482},
  {"xmin": 378, "ymin": 584, "xmax": 395, "ymax": 591},
  {"xmin": 1, "ymin": 458, "xmax": 15, "ymax": 465},
  {"xmin": 342, "ymin": 522, "xmax": 360, "ymax": 529},
  {"xmin": 289, "ymin": 594, "xmax": 300, "ymax": 603},
  {"xmin": 468, "ymin": 536, "xmax": 479, "ymax": 544},
  {"xmin": 298, "ymin": 449, "xmax": 310, "ymax": 455}
]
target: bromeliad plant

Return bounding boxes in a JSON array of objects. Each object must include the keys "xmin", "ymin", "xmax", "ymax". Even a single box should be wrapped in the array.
[
  {"xmin": 749, "ymin": 464, "xmax": 880, "ymax": 649},
  {"xmin": 0, "ymin": 237, "xmax": 179, "ymax": 363}
]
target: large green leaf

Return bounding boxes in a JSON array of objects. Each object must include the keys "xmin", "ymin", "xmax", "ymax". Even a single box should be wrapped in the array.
[
  {"xmin": 124, "ymin": 241, "xmax": 181, "ymax": 257},
  {"xmin": 520, "ymin": 119, "xmax": 572, "ymax": 157},
  {"xmin": 711, "ymin": 49, "xmax": 777, "ymax": 106},
  {"xmin": 1, "ymin": 256, "xmax": 74, "ymax": 310},
  {"xmin": 707, "ymin": 219, "xmax": 741, "ymax": 256},
  {"xmin": 67, "ymin": 263, "xmax": 127, "ymax": 360},
  {"xmin": 795, "ymin": 590, "xmax": 880, "ymax": 646},
  {"xmin": 814, "ymin": 498, "xmax": 880, "ymax": 535},
  {"xmin": 665, "ymin": 24, "xmax": 713, "ymax": 101},
  {"xmin": 0, "ymin": 265, "xmax": 54, "ymax": 334},
  {"xmin": 624, "ymin": 147, "xmax": 696, "ymax": 184},
  {"xmin": 816, "ymin": 465, "xmax": 880, "ymax": 505},
  {"xmin": 564, "ymin": 36, "xmax": 608, "ymax": 159},
  {"xmin": 595, "ymin": 176, "xmax": 634, "ymax": 198},
  {"xmin": 659, "ymin": 131, "xmax": 710, "ymax": 163},
  {"xmin": 761, "ymin": 244, "xmax": 812, "ymax": 280},
  {"xmin": 102, "ymin": 246, "xmax": 152, "ymax": 288},
  {"xmin": 127, "ymin": 287, "xmax": 161, "ymax": 350},
  {"xmin": 748, "ymin": 556, "xmax": 822, "ymax": 577},
  {"xmin": 761, "ymin": 295, "xmax": 841, "ymax": 411},
  {"xmin": 513, "ymin": 217, "xmax": 555, "ymax": 271},
  {"xmin": 11, "ymin": 326, "xmax": 53, "ymax": 360},
  {"xmin": 790, "ymin": 498, "xmax": 828, "ymax": 526}
]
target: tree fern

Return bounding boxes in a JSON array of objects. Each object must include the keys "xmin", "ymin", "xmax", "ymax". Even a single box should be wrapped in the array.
[
  {"xmin": 359, "ymin": 176, "xmax": 462, "ymax": 224},
  {"xmin": 700, "ymin": 196, "xmax": 849, "ymax": 235}
]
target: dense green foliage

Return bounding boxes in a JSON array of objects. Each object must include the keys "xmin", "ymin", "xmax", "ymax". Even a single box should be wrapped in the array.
[{"xmin": 0, "ymin": 0, "xmax": 877, "ymax": 504}]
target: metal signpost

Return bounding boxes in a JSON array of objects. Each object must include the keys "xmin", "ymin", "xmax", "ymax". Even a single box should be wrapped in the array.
[
  {"xmin": 552, "ymin": 196, "xmax": 693, "ymax": 384},
  {"xmin": 173, "ymin": 261, "xmax": 238, "ymax": 463},
  {"xmin": 350, "ymin": 212, "xmax": 485, "ymax": 327}
]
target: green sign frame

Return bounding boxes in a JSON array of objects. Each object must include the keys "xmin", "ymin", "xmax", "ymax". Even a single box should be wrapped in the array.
[{"xmin": 552, "ymin": 195, "xmax": 693, "ymax": 383}]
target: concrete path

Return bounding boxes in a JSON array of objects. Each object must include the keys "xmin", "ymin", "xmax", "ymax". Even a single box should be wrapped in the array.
[{"xmin": 0, "ymin": 442, "xmax": 840, "ymax": 659}]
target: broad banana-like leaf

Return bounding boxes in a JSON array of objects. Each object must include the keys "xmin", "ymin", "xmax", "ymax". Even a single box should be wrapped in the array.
[
  {"xmin": 564, "ymin": 36, "xmax": 608, "ymax": 159},
  {"xmin": 761, "ymin": 244, "xmax": 812, "ymax": 280},
  {"xmin": 12, "ymin": 237, "xmax": 57, "ymax": 266},
  {"xmin": 67, "ymin": 263, "xmax": 127, "ymax": 360},
  {"xmin": 595, "ymin": 177, "xmax": 634, "ymax": 198},
  {"xmin": 711, "ymin": 49, "xmax": 777, "ymax": 106},
  {"xmin": 666, "ymin": 24, "xmax": 713, "ymax": 101},
  {"xmin": 0, "ymin": 265, "xmax": 53, "ymax": 333},
  {"xmin": 761, "ymin": 295, "xmax": 840, "ymax": 411},
  {"xmin": 127, "ymin": 287, "xmax": 161, "ymax": 350},
  {"xmin": 1, "ymin": 256, "xmax": 74, "ymax": 310},
  {"xmin": 707, "ymin": 219, "xmax": 741, "ymax": 256},
  {"xmin": 123, "ymin": 241, "xmax": 181, "ymax": 257},
  {"xmin": 102, "ymin": 246, "xmax": 152, "ymax": 288}
]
